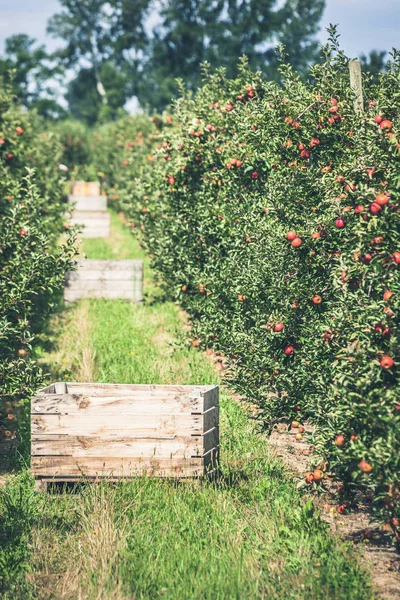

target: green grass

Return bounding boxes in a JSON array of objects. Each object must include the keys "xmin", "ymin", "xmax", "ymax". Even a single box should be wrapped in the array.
[{"xmin": 0, "ymin": 211, "xmax": 374, "ymax": 599}]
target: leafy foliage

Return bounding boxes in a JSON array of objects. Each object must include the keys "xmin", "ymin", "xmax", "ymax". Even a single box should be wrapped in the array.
[
  {"xmin": 0, "ymin": 81, "xmax": 77, "ymax": 450},
  {"xmin": 94, "ymin": 38, "xmax": 400, "ymax": 538}
]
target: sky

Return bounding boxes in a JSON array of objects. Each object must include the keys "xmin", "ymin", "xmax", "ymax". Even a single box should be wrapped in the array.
[{"xmin": 0, "ymin": 0, "xmax": 399, "ymax": 59}]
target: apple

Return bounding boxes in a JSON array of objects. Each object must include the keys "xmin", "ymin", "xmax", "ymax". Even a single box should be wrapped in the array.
[
  {"xmin": 312, "ymin": 295, "xmax": 322, "ymax": 305},
  {"xmin": 370, "ymin": 202, "xmax": 382, "ymax": 215},
  {"xmin": 374, "ymin": 115, "xmax": 383, "ymax": 124},
  {"xmin": 383, "ymin": 290, "xmax": 394, "ymax": 301},
  {"xmin": 313, "ymin": 469, "xmax": 324, "ymax": 481},
  {"xmin": 305, "ymin": 472, "xmax": 314, "ymax": 483},
  {"xmin": 335, "ymin": 435, "xmax": 345, "ymax": 447},
  {"xmin": 291, "ymin": 237, "xmax": 302, "ymax": 248},
  {"xmin": 335, "ymin": 217, "xmax": 346, "ymax": 229},
  {"xmin": 380, "ymin": 356, "xmax": 394, "ymax": 369},
  {"xmin": 167, "ymin": 176, "xmax": 175, "ymax": 185},
  {"xmin": 354, "ymin": 205, "xmax": 364, "ymax": 213},
  {"xmin": 19, "ymin": 228, "xmax": 26, "ymax": 236},
  {"xmin": 15, "ymin": 126, "xmax": 24, "ymax": 135},
  {"xmin": 251, "ymin": 171, "xmax": 259, "ymax": 180},
  {"xmin": 310, "ymin": 137, "xmax": 320, "ymax": 147},
  {"xmin": 359, "ymin": 460, "xmax": 373, "ymax": 473},
  {"xmin": 375, "ymin": 193, "xmax": 389, "ymax": 206},
  {"xmin": 286, "ymin": 230, "xmax": 297, "ymax": 241},
  {"xmin": 284, "ymin": 345, "xmax": 294, "ymax": 355},
  {"xmin": 380, "ymin": 119, "xmax": 392, "ymax": 130},
  {"xmin": 361, "ymin": 253, "xmax": 373, "ymax": 264},
  {"xmin": 393, "ymin": 252, "xmax": 400, "ymax": 264},
  {"xmin": 274, "ymin": 322, "xmax": 284, "ymax": 332},
  {"xmin": 225, "ymin": 103, "xmax": 234, "ymax": 111}
]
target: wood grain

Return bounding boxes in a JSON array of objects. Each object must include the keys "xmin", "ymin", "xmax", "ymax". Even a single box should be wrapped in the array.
[
  {"xmin": 31, "ymin": 435, "xmax": 205, "ymax": 458},
  {"xmin": 32, "ymin": 456, "xmax": 204, "ymax": 477},
  {"xmin": 32, "ymin": 392, "xmax": 210, "ymax": 414},
  {"xmin": 31, "ymin": 413, "xmax": 204, "ymax": 436}
]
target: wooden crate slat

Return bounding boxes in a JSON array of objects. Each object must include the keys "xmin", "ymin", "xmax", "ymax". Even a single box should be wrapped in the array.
[
  {"xmin": 32, "ymin": 393, "xmax": 208, "ymax": 414},
  {"xmin": 68, "ymin": 196, "xmax": 107, "ymax": 211},
  {"xmin": 70, "ymin": 211, "xmax": 111, "ymax": 239},
  {"xmin": 32, "ymin": 435, "xmax": 205, "ymax": 458},
  {"xmin": 32, "ymin": 456, "xmax": 204, "ymax": 477},
  {"xmin": 32, "ymin": 413, "xmax": 203, "ymax": 436},
  {"xmin": 65, "ymin": 289, "xmax": 136, "ymax": 301},
  {"xmin": 58, "ymin": 383, "xmax": 216, "ymax": 395}
]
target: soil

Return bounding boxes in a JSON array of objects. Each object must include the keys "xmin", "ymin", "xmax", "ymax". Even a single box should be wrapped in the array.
[{"xmin": 268, "ymin": 422, "xmax": 400, "ymax": 600}]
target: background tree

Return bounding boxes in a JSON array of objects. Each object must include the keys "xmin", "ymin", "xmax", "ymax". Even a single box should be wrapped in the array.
[
  {"xmin": 47, "ymin": 0, "xmax": 150, "ymax": 123},
  {"xmin": 0, "ymin": 34, "xmax": 65, "ymax": 118},
  {"xmin": 360, "ymin": 49, "xmax": 387, "ymax": 84},
  {"xmin": 138, "ymin": 0, "xmax": 325, "ymax": 111}
]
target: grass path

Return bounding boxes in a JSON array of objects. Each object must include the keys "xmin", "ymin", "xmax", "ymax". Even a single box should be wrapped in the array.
[{"xmin": 0, "ymin": 212, "xmax": 374, "ymax": 599}]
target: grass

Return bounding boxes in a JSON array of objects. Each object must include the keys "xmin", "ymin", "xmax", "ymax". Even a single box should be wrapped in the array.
[{"xmin": 0, "ymin": 212, "xmax": 375, "ymax": 599}]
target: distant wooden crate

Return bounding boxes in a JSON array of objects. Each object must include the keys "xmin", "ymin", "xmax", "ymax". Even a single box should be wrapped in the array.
[
  {"xmin": 68, "ymin": 195, "xmax": 107, "ymax": 212},
  {"xmin": 70, "ymin": 210, "xmax": 110, "ymax": 238},
  {"xmin": 31, "ymin": 382, "xmax": 219, "ymax": 487},
  {"xmin": 64, "ymin": 259, "xmax": 143, "ymax": 303},
  {"xmin": 72, "ymin": 181, "xmax": 101, "ymax": 197}
]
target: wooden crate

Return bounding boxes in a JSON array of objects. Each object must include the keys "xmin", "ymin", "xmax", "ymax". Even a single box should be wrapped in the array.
[
  {"xmin": 70, "ymin": 210, "xmax": 110, "ymax": 238},
  {"xmin": 68, "ymin": 195, "xmax": 107, "ymax": 212},
  {"xmin": 31, "ymin": 382, "xmax": 219, "ymax": 486},
  {"xmin": 72, "ymin": 181, "xmax": 101, "ymax": 197},
  {"xmin": 64, "ymin": 259, "xmax": 143, "ymax": 303}
]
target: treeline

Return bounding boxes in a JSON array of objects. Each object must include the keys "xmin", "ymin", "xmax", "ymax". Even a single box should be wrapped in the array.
[{"xmin": 0, "ymin": 0, "xmax": 388, "ymax": 124}]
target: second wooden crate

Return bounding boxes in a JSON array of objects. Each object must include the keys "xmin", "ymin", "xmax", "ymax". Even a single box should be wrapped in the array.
[
  {"xmin": 64, "ymin": 259, "xmax": 143, "ymax": 302},
  {"xmin": 70, "ymin": 210, "xmax": 111, "ymax": 238},
  {"xmin": 31, "ymin": 382, "xmax": 219, "ymax": 484}
]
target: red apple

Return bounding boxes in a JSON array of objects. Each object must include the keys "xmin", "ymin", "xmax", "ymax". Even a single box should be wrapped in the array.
[
  {"xmin": 335, "ymin": 217, "xmax": 346, "ymax": 229},
  {"xmin": 284, "ymin": 345, "xmax": 294, "ymax": 356},
  {"xmin": 380, "ymin": 119, "xmax": 392, "ymax": 130},
  {"xmin": 370, "ymin": 202, "xmax": 382, "ymax": 215},
  {"xmin": 380, "ymin": 356, "xmax": 394, "ymax": 369},
  {"xmin": 375, "ymin": 193, "xmax": 389, "ymax": 206}
]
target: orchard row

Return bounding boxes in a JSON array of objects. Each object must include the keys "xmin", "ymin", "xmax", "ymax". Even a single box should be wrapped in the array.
[
  {"xmin": 0, "ymin": 82, "xmax": 76, "ymax": 451},
  {"xmin": 88, "ymin": 47, "xmax": 400, "ymax": 538}
]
